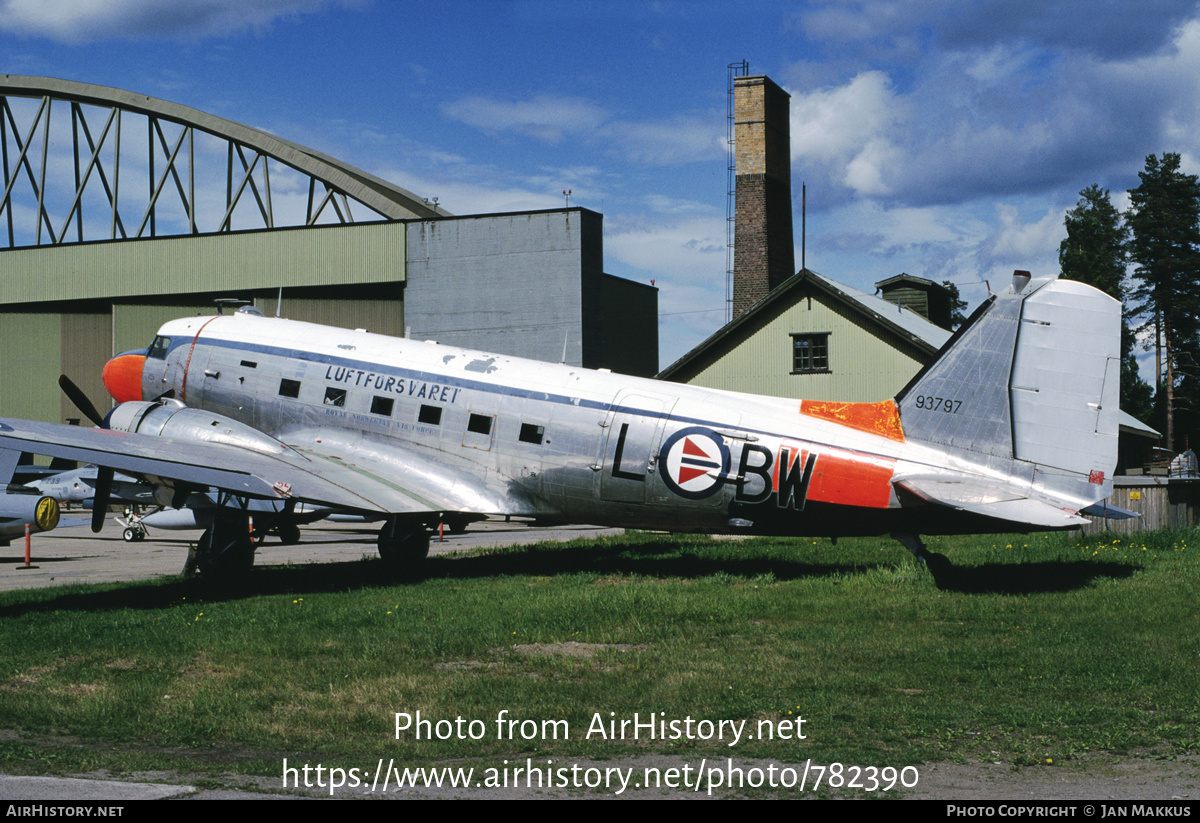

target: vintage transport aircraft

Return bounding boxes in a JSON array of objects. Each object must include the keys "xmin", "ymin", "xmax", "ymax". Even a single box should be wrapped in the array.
[{"xmin": 0, "ymin": 271, "xmax": 1122, "ymax": 575}]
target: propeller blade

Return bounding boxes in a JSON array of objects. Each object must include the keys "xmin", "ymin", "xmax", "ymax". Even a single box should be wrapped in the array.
[
  {"xmin": 92, "ymin": 466, "xmax": 113, "ymax": 533},
  {"xmin": 59, "ymin": 375, "xmax": 106, "ymax": 427}
]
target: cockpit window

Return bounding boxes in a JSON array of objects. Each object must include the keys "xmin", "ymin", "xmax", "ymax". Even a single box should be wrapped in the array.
[{"xmin": 147, "ymin": 336, "xmax": 171, "ymax": 360}]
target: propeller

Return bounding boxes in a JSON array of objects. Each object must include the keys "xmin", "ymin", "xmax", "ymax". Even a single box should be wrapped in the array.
[
  {"xmin": 59, "ymin": 375, "xmax": 106, "ymax": 428},
  {"xmin": 92, "ymin": 466, "xmax": 112, "ymax": 533},
  {"xmin": 58, "ymin": 375, "xmax": 114, "ymax": 533}
]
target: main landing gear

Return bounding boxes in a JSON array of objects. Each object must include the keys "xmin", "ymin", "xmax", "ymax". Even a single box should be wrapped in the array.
[
  {"xmin": 197, "ymin": 511, "xmax": 256, "ymax": 577},
  {"xmin": 377, "ymin": 516, "xmax": 431, "ymax": 570}
]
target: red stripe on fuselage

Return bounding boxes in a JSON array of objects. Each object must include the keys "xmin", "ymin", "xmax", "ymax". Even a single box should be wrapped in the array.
[{"xmin": 806, "ymin": 450, "xmax": 896, "ymax": 509}]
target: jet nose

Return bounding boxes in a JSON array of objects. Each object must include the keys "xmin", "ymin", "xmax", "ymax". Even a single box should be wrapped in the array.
[{"xmin": 102, "ymin": 351, "xmax": 146, "ymax": 403}]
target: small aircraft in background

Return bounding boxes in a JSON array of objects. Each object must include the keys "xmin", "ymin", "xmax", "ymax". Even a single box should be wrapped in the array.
[
  {"xmin": 0, "ymin": 271, "xmax": 1124, "ymax": 577},
  {"xmin": 26, "ymin": 465, "xmax": 156, "ymax": 508},
  {"xmin": 113, "ymin": 493, "xmax": 341, "ymax": 543}
]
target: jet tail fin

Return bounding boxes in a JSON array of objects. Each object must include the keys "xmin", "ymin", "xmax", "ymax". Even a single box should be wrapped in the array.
[{"xmin": 895, "ymin": 272, "xmax": 1121, "ymax": 512}]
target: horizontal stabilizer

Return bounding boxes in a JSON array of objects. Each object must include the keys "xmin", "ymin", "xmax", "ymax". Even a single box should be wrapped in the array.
[
  {"xmin": 896, "ymin": 477, "xmax": 1089, "ymax": 528},
  {"xmin": 1080, "ymin": 501, "xmax": 1141, "ymax": 520}
]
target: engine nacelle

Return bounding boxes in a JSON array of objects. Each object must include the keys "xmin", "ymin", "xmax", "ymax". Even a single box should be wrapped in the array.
[
  {"xmin": 0, "ymin": 488, "xmax": 60, "ymax": 540},
  {"xmin": 106, "ymin": 400, "xmax": 287, "ymax": 455}
]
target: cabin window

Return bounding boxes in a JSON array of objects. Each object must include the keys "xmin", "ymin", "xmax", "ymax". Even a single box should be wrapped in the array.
[
  {"xmin": 371, "ymin": 396, "xmax": 394, "ymax": 416},
  {"xmin": 240, "ymin": 360, "xmax": 258, "ymax": 368},
  {"xmin": 324, "ymin": 387, "xmax": 347, "ymax": 407},
  {"xmin": 791, "ymin": 333, "xmax": 830, "ymax": 374},
  {"xmin": 519, "ymin": 423, "xmax": 545, "ymax": 445},
  {"xmin": 418, "ymin": 405, "xmax": 442, "ymax": 425},
  {"xmin": 279, "ymin": 378, "xmax": 301, "ymax": 398},
  {"xmin": 147, "ymin": 336, "xmax": 170, "ymax": 360},
  {"xmin": 467, "ymin": 413, "xmax": 493, "ymax": 435}
]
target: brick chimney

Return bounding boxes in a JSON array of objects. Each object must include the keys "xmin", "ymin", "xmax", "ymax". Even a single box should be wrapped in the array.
[{"xmin": 732, "ymin": 75, "xmax": 794, "ymax": 319}]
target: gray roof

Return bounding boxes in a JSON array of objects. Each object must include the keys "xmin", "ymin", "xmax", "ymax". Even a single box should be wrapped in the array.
[
  {"xmin": 659, "ymin": 268, "xmax": 950, "ymax": 379},
  {"xmin": 808, "ymin": 270, "xmax": 952, "ymax": 350}
]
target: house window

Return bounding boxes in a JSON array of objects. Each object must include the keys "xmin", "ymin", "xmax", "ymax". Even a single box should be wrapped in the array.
[{"xmin": 791, "ymin": 333, "xmax": 830, "ymax": 374}]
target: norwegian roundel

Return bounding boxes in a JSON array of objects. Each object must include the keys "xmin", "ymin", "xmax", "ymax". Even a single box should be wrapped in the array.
[{"xmin": 659, "ymin": 426, "xmax": 730, "ymax": 500}]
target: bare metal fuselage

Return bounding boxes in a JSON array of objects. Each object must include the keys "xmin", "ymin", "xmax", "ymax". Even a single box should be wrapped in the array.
[{"xmin": 133, "ymin": 309, "xmax": 1066, "ymax": 538}]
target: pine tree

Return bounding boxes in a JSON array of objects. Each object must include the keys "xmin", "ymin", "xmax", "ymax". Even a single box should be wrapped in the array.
[
  {"xmin": 1058, "ymin": 185, "xmax": 1153, "ymax": 422},
  {"xmin": 1126, "ymin": 153, "xmax": 1200, "ymax": 451}
]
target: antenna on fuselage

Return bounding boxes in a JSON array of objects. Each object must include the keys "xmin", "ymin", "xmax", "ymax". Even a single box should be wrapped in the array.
[{"xmin": 276, "ymin": 287, "xmax": 283, "ymax": 318}]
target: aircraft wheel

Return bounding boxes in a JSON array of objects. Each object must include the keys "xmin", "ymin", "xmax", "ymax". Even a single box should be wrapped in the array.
[
  {"xmin": 123, "ymin": 527, "xmax": 137, "ymax": 542},
  {"xmin": 197, "ymin": 517, "xmax": 255, "ymax": 578},
  {"xmin": 444, "ymin": 514, "xmax": 469, "ymax": 535},
  {"xmin": 277, "ymin": 523, "xmax": 301, "ymax": 545},
  {"xmin": 377, "ymin": 517, "xmax": 430, "ymax": 568}
]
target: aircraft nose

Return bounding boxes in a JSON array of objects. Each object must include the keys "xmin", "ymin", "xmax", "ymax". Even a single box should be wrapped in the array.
[{"xmin": 102, "ymin": 351, "xmax": 146, "ymax": 403}]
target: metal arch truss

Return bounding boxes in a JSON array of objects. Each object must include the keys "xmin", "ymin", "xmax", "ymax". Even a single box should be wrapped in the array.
[{"xmin": 0, "ymin": 76, "xmax": 445, "ymax": 249}]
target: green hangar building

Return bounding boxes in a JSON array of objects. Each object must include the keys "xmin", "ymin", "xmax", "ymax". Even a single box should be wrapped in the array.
[{"xmin": 0, "ymin": 76, "xmax": 657, "ymax": 425}]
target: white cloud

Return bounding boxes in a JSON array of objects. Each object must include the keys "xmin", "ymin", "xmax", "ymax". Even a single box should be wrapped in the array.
[
  {"xmin": 603, "ymin": 115, "xmax": 725, "ymax": 166},
  {"xmin": 442, "ymin": 92, "xmax": 722, "ymax": 166},
  {"xmin": 987, "ymin": 203, "xmax": 1064, "ymax": 266},
  {"xmin": 441, "ymin": 95, "xmax": 610, "ymax": 143},
  {"xmin": 0, "ymin": 0, "xmax": 347, "ymax": 43},
  {"xmin": 606, "ymin": 214, "xmax": 729, "ymax": 363},
  {"xmin": 381, "ymin": 168, "xmax": 561, "ymax": 215},
  {"xmin": 790, "ymin": 71, "xmax": 899, "ymax": 166}
]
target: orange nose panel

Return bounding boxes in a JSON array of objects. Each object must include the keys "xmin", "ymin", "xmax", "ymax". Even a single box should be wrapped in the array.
[{"xmin": 102, "ymin": 354, "xmax": 145, "ymax": 403}]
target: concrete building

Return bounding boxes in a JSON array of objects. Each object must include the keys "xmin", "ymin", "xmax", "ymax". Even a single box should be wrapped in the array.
[{"xmin": 0, "ymin": 77, "xmax": 656, "ymax": 425}]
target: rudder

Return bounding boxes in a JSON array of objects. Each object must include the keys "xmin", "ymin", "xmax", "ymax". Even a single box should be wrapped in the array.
[{"xmin": 896, "ymin": 273, "xmax": 1121, "ymax": 496}]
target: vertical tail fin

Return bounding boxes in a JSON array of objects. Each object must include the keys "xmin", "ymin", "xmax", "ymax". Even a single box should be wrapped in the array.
[{"xmin": 896, "ymin": 273, "xmax": 1121, "ymax": 508}]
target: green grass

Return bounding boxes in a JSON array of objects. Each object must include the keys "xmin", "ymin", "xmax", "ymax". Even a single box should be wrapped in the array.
[{"xmin": 0, "ymin": 529, "xmax": 1196, "ymax": 785}]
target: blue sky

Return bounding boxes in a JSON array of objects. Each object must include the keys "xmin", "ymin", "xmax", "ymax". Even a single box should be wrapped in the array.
[{"xmin": 4, "ymin": 0, "xmax": 1200, "ymax": 373}]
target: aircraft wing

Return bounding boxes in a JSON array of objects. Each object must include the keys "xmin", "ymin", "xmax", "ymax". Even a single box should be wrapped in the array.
[
  {"xmin": 279, "ymin": 427, "xmax": 536, "ymax": 517},
  {"xmin": 894, "ymin": 477, "xmax": 1090, "ymax": 528},
  {"xmin": 0, "ymin": 417, "xmax": 505, "ymax": 516}
]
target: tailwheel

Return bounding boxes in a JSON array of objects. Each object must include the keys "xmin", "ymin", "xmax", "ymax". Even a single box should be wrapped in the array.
[
  {"xmin": 892, "ymin": 531, "xmax": 951, "ymax": 577},
  {"xmin": 377, "ymin": 516, "xmax": 430, "ymax": 571},
  {"xmin": 197, "ymin": 513, "xmax": 255, "ymax": 578}
]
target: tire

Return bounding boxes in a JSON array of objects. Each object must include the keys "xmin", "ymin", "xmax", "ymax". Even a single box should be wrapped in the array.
[
  {"xmin": 377, "ymin": 517, "xmax": 431, "ymax": 568},
  {"xmin": 197, "ymin": 518, "xmax": 255, "ymax": 578}
]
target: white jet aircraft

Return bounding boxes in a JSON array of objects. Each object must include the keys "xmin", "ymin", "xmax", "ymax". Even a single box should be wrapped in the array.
[{"xmin": 0, "ymin": 271, "xmax": 1123, "ymax": 575}]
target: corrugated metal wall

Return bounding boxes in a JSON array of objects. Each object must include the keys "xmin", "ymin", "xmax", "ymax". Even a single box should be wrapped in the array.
[
  {"xmin": 0, "ymin": 313, "xmax": 62, "ymax": 422},
  {"xmin": 0, "ymin": 223, "xmax": 406, "ymax": 303},
  {"xmin": 259, "ymin": 294, "xmax": 404, "ymax": 337},
  {"xmin": 61, "ymin": 312, "xmax": 111, "ymax": 424}
]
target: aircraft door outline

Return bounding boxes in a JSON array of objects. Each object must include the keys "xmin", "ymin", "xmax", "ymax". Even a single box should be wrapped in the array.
[{"xmin": 597, "ymin": 390, "xmax": 678, "ymax": 504}]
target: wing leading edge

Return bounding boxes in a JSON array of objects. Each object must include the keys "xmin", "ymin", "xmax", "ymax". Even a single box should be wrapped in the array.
[{"xmin": 0, "ymin": 417, "xmax": 507, "ymax": 517}]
